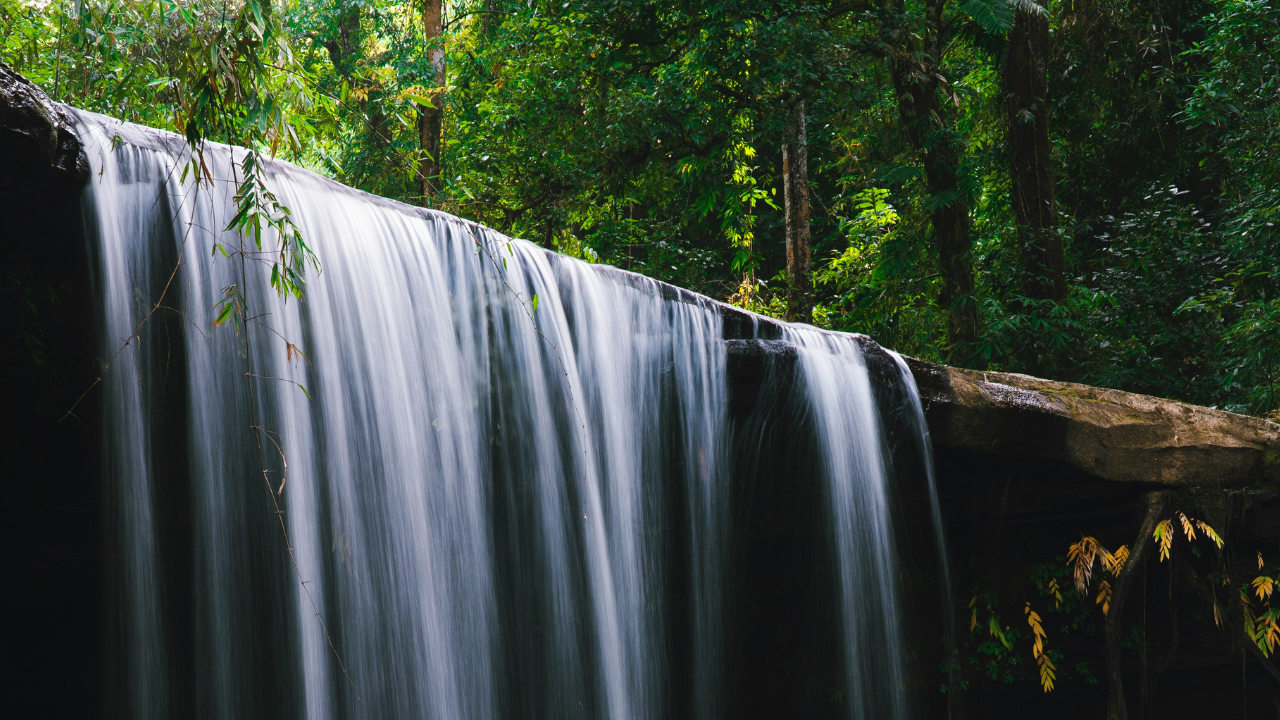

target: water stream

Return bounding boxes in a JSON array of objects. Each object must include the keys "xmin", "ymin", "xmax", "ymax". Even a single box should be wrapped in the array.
[{"xmin": 75, "ymin": 109, "xmax": 943, "ymax": 720}]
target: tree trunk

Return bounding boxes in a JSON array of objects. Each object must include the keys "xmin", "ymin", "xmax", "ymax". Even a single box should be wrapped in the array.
[
  {"xmin": 1005, "ymin": 8, "xmax": 1065, "ymax": 302},
  {"xmin": 890, "ymin": 39, "xmax": 978, "ymax": 362},
  {"xmin": 418, "ymin": 0, "xmax": 445, "ymax": 203},
  {"xmin": 926, "ymin": 152, "xmax": 978, "ymax": 360},
  {"xmin": 782, "ymin": 101, "xmax": 811, "ymax": 324},
  {"xmin": 1106, "ymin": 491, "xmax": 1167, "ymax": 720}
]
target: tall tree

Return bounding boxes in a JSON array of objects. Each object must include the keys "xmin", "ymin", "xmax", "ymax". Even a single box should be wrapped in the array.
[
  {"xmin": 882, "ymin": 0, "xmax": 979, "ymax": 362},
  {"xmin": 783, "ymin": 100, "xmax": 812, "ymax": 323},
  {"xmin": 418, "ymin": 0, "xmax": 445, "ymax": 201},
  {"xmin": 1005, "ymin": 5, "xmax": 1064, "ymax": 302}
]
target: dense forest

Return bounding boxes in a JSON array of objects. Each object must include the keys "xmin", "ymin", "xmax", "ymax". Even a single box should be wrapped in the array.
[{"xmin": 3, "ymin": 0, "xmax": 1278, "ymax": 414}]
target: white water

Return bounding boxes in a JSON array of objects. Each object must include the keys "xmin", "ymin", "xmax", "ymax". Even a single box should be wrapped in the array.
[{"xmin": 77, "ymin": 110, "xmax": 933, "ymax": 720}]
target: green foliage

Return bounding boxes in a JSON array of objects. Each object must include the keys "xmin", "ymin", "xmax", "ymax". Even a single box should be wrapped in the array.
[{"xmin": 4, "ymin": 0, "xmax": 1279, "ymax": 415}]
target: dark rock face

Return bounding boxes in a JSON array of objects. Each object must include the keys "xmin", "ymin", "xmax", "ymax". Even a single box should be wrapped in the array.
[
  {"xmin": 0, "ymin": 64, "xmax": 99, "ymax": 718},
  {"xmin": 907, "ymin": 356, "xmax": 1280, "ymax": 718},
  {"xmin": 907, "ymin": 355, "xmax": 1280, "ymax": 487},
  {"xmin": 0, "ymin": 61, "xmax": 89, "ymax": 190}
]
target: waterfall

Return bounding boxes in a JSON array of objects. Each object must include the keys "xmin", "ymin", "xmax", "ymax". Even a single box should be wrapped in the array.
[{"xmin": 75, "ymin": 109, "xmax": 943, "ymax": 720}]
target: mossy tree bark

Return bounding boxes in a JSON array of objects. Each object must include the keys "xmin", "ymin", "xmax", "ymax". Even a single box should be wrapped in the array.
[{"xmin": 418, "ymin": 0, "xmax": 445, "ymax": 202}]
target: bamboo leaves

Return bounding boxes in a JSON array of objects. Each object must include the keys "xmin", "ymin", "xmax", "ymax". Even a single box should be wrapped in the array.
[
  {"xmin": 1153, "ymin": 514, "xmax": 1223, "ymax": 562},
  {"xmin": 1066, "ymin": 536, "xmax": 1129, "ymax": 615},
  {"xmin": 1025, "ymin": 602, "xmax": 1055, "ymax": 692},
  {"xmin": 225, "ymin": 148, "xmax": 320, "ymax": 302},
  {"xmin": 1067, "ymin": 536, "xmax": 1101, "ymax": 593},
  {"xmin": 1068, "ymin": 536, "xmax": 1129, "ymax": 596},
  {"xmin": 1154, "ymin": 519, "xmax": 1173, "ymax": 560}
]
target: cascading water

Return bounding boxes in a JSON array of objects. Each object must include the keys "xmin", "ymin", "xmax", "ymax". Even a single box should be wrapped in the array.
[{"xmin": 76, "ymin": 109, "xmax": 944, "ymax": 720}]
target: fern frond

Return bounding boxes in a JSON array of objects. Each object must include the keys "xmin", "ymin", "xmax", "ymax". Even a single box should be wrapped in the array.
[
  {"xmin": 957, "ymin": 0, "xmax": 1014, "ymax": 34},
  {"xmin": 958, "ymin": 0, "xmax": 1046, "ymax": 35},
  {"xmin": 1011, "ymin": 0, "xmax": 1048, "ymax": 16}
]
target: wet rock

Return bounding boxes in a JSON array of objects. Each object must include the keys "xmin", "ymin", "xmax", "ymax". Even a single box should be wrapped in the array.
[
  {"xmin": 906, "ymin": 356, "xmax": 1280, "ymax": 486},
  {"xmin": 0, "ymin": 61, "xmax": 89, "ymax": 190}
]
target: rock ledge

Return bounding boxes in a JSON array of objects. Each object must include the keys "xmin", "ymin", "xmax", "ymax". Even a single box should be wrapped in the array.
[{"xmin": 906, "ymin": 356, "xmax": 1280, "ymax": 486}]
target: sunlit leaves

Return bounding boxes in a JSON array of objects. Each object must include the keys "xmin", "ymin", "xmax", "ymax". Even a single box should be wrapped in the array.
[
  {"xmin": 1254, "ymin": 576, "xmax": 1275, "ymax": 602},
  {"xmin": 1104, "ymin": 545, "xmax": 1129, "ymax": 575},
  {"xmin": 1252, "ymin": 607, "xmax": 1280, "ymax": 657},
  {"xmin": 225, "ymin": 148, "xmax": 320, "ymax": 301},
  {"xmin": 1095, "ymin": 579, "xmax": 1112, "ymax": 615},
  {"xmin": 1154, "ymin": 519, "xmax": 1174, "ymax": 561},
  {"xmin": 212, "ymin": 284, "xmax": 243, "ymax": 332},
  {"xmin": 1198, "ymin": 519, "xmax": 1224, "ymax": 548},
  {"xmin": 1047, "ymin": 577, "xmax": 1062, "ymax": 609},
  {"xmin": 1067, "ymin": 536, "xmax": 1103, "ymax": 592},
  {"xmin": 1154, "ymin": 514, "xmax": 1222, "ymax": 562},
  {"xmin": 1025, "ymin": 602, "xmax": 1055, "ymax": 692}
]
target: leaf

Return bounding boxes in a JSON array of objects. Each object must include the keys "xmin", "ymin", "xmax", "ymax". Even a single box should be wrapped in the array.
[
  {"xmin": 1197, "ymin": 520, "xmax": 1224, "ymax": 548},
  {"xmin": 873, "ymin": 163, "xmax": 922, "ymax": 186},
  {"xmin": 988, "ymin": 616, "xmax": 1013, "ymax": 652},
  {"xmin": 1260, "ymin": 552, "xmax": 1266, "ymax": 570},
  {"xmin": 1067, "ymin": 536, "xmax": 1101, "ymax": 593},
  {"xmin": 1096, "ymin": 579, "xmax": 1113, "ymax": 615},
  {"xmin": 297, "ymin": 383, "xmax": 312, "ymax": 400},
  {"xmin": 405, "ymin": 92, "xmax": 437, "ymax": 108},
  {"xmin": 531, "ymin": 293, "xmax": 539, "ymax": 313},
  {"xmin": 1253, "ymin": 576, "xmax": 1275, "ymax": 601},
  {"xmin": 958, "ymin": 0, "xmax": 1014, "ymax": 33},
  {"xmin": 958, "ymin": 0, "xmax": 1045, "ymax": 35},
  {"xmin": 1154, "ymin": 519, "xmax": 1174, "ymax": 562},
  {"xmin": 1048, "ymin": 578, "xmax": 1063, "ymax": 609},
  {"xmin": 923, "ymin": 189, "xmax": 961, "ymax": 212},
  {"xmin": 1106, "ymin": 545, "xmax": 1130, "ymax": 576},
  {"xmin": 1178, "ymin": 512, "xmax": 1197, "ymax": 541},
  {"xmin": 1037, "ymin": 652, "xmax": 1056, "ymax": 692}
]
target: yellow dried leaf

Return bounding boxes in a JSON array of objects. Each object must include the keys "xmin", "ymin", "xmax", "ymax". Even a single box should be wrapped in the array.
[
  {"xmin": 1260, "ymin": 551, "xmax": 1266, "ymax": 570},
  {"xmin": 1197, "ymin": 520, "xmax": 1224, "ymax": 549},
  {"xmin": 1105, "ymin": 545, "xmax": 1130, "ymax": 576},
  {"xmin": 1178, "ymin": 512, "xmax": 1197, "ymax": 541},
  {"xmin": 1253, "ymin": 576, "xmax": 1274, "ymax": 601},
  {"xmin": 1048, "ymin": 577, "xmax": 1063, "ymax": 609},
  {"xmin": 1154, "ymin": 520, "xmax": 1174, "ymax": 562},
  {"xmin": 1068, "ymin": 536, "xmax": 1100, "ymax": 593},
  {"xmin": 1038, "ymin": 652, "xmax": 1056, "ymax": 692},
  {"xmin": 1096, "ymin": 579, "xmax": 1113, "ymax": 615}
]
